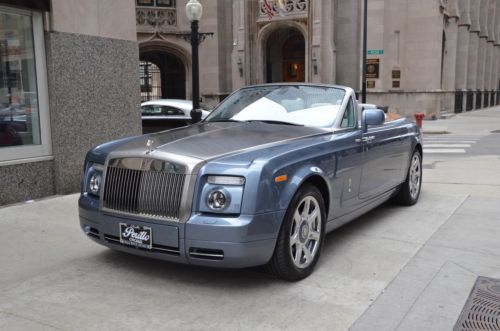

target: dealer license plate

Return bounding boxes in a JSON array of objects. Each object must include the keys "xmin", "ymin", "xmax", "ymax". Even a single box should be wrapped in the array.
[{"xmin": 119, "ymin": 223, "xmax": 152, "ymax": 249}]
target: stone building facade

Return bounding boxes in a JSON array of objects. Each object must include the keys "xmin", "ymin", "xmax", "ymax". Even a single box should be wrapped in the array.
[
  {"xmin": 365, "ymin": 0, "xmax": 500, "ymax": 117},
  {"xmin": 0, "ymin": 0, "xmax": 141, "ymax": 205},
  {"xmin": 136, "ymin": 0, "xmax": 361, "ymax": 107},
  {"xmin": 2, "ymin": 0, "xmax": 499, "ymax": 205},
  {"xmin": 138, "ymin": 0, "xmax": 500, "ymax": 117}
]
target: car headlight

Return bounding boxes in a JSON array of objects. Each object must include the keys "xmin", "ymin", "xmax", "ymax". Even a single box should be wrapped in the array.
[
  {"xmin": 89, "ymin": 172, "xmax": 102, "ymax": 195},
  {"xmin": 86, "ymin": 163, "xmax": 104, "ymax": 197},
  {"xmin": 200, "ymin": 176, "xmax": 245, "ymax": 214},
  {"xmin": 207, "ymin": 189, "xmax": 229, "ymax": 210}
]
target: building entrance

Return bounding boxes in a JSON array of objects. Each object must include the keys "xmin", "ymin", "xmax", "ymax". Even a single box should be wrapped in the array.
[
  {"xmin": 139, "ymin": 51, "xmax": 185, "ymax": 101},
  {"xmin": 265, "ymin": 28, "xmax": 305, "ymax": 83}
]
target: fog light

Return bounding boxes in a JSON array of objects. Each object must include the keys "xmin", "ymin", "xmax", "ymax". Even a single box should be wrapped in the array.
[
  {"xmin": 89, "ymin": 173, "xmax": 101, "ymax": 195},
  {"xmin": 208, "ymin": 190, "xmax": 228, "ymax": 210}
]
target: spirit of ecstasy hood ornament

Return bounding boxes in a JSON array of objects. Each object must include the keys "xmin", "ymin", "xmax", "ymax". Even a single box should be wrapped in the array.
[{"xmin": 146, "ymin": 139, "xmax": 155, "ymax": 154}]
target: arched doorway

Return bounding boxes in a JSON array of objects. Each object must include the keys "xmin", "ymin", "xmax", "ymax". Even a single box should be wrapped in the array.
[
  {"xmin": 265, "ymin": 28, "xmax": 305, "ymax": 83},
  {"xmin": 140, "ymin": 51, "xmax": 186, "ymax": 101}
]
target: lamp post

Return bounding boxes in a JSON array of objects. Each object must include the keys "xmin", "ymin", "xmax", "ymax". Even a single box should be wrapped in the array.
[
  {"xmin": 186, "ymin": 0, "xmax": 203, "ymax": 123},
  {"xmin": 361, "ymin": 0, "xmax": 367, "ymax": 103}
]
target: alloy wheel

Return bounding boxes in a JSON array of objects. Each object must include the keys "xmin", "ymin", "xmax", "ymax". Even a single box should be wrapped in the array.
[{"xmin": 289, "ymin": 196, "xmax": 322, "ymax": 269}]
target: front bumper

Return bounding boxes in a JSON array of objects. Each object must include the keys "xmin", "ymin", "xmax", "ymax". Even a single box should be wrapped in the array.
[{"xmin": 79, "ymin": 195, "xmax": 284, "ymax": 268}]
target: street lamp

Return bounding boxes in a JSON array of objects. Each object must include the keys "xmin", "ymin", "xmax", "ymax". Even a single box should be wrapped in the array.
[
  {"xmin": 361, "ymin": 0, "xmax": 367, "ymax": 103},
  {"xmin": 186, "ymin": 0, "xmax": 203, "ymax": 123}
]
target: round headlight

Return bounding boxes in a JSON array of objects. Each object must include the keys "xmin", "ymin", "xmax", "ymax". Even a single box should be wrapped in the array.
[
  {"xmin": 89, "ymin": 173, "xmax": 101, "ymax": 195},
  {"xmin": 208, "ymin": 190, "xmax": 227, "ymax": 210}
]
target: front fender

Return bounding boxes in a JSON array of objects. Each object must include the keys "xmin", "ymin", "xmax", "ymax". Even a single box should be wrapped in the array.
[{"xmin": 276, "ymin": 165, "xmax": 331, "ymax": 213}]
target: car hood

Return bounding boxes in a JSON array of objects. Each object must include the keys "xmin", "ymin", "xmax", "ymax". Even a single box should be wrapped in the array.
[{"xmin": 113, "ymin": 122, "xmax": 328, "ymax": 161}]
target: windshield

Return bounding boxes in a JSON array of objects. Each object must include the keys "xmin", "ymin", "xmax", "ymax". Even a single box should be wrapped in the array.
[
  {"xmin": 205, "ymin": 85, "xmax": 346, "ymax": 128},
  {"xmin": 141, "ymin": 105, "xmax": 185, "ymax": 116}
]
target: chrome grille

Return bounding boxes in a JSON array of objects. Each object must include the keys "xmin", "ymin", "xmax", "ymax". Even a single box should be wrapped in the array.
[{"xmin": 102, "ymin": 162, "xmax": 186, "ymax": 220}]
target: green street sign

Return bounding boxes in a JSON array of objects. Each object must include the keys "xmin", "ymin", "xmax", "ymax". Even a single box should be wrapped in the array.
[{"xmin": 367, "ymin": 49, "xmax": 384, "ymax": 55}]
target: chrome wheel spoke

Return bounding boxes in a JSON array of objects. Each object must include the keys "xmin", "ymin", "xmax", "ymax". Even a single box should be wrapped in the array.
[
  {"xmin": 307, "ymin": 208, "xmax": 318, "ymax": 226},
  {"xmin": 290, "ymin": 232, "xmax": 299, "ymax": 246},
  {"xmin": 309, "ymin": 229, "xmax": 320, "ymax": 242},
  {"xmin": 303, "ymin": 246, "xmax": 313, "ymax": 264},
  {"xmin": 302, "ymin": 198, "xmax": 311, "ymax": 217},
  {"xmin": 293, "ymin": 210, "xmax": 301, "ymax": 226},
  {"xmin": 294, "ymin": 244, "xmax": 303, "ymax": 265}
]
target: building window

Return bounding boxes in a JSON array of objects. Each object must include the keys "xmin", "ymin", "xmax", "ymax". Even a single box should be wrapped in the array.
[
  {"xmin": 139, "ymin": 61, "xmax": 162, "ymax": 102},
  {"xmin": 0, "ymin": 6, "xmax": 51, "ymax": 164},
  {"xmin": 136, "ymin": 0, "xmax": 176, "ymax": 8}
]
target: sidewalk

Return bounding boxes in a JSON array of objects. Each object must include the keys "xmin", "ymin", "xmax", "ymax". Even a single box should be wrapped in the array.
[
  {"xmin": 422, "ymin": 106, "xmax": 500, "ymax": 135},
  {"xmin": 352, "ymin": 107, "xmax": 500, "ymax": 330}
]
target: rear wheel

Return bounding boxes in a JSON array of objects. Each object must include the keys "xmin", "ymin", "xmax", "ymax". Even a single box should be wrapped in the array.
[
  {"xmin": 393, "ymin": 150, "xmax": 422, "ymax": 205},
  {"xmin": 267, "ymin": 184, "xmax": 326, "ymax": 281}
]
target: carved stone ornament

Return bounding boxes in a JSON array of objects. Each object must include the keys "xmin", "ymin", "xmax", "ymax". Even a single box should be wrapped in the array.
[
  {"xmin": 136, "ymin": 8, "xmax": 177, "ymax": 30},
  {"xmin": 259, "ymin": 0, "xmax": 308, "ymax": 18}
]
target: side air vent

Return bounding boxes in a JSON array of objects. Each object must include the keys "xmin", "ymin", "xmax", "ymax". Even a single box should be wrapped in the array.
[
  {"xmin": 84, "ymin": 226, "xmax": 100, "ymax": 240},
  {"xmin": 189, "ymin": 248, "xmax": 224, "ymax": 261}
]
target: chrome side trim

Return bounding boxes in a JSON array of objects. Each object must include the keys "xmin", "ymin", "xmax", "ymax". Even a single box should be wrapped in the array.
[{"xmin": 189, "ymin": 252, "xmax": 224, "ymax": 259}]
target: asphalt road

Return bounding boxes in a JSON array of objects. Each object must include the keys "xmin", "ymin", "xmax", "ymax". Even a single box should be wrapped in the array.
[{"xmin": 1, "ymin": 107, "xmax": 500, "ymax": 331}]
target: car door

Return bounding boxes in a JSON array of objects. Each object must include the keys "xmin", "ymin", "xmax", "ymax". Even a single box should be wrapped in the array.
[
  {"xmin": 330, "ymin": 97, "xmax": 364, "ymax": 218},
  {"xmin": 358, "ymin": 114, "xmax": 408, "ymax": 200}
]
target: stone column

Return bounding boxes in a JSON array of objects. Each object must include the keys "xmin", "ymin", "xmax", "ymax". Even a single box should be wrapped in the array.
[
  {"xmin": 476, "ymin": 0, "xmax": 489, "ymax": 108},
  {"xmin": 319, "ymin": 0, "xmax": 335, "ymax": 84},
  {"xmin": 467, "ymin": 0, "xmax": 480, "ymax": 110},
  {"xmin": 231, "ymin": 0, "xmax": 246, "ymax": 90},
  {"xmin": 455, "ymin": 0, "xmax": 471, "ymax": 112},
  {"xmin": 443, "ymin": 18, "xmax": 459, "ymax": 112},
  {"xmin": 484, "ymin": 0, "xmax": 497, "ymax": 107},
  {"xmin": 494, "ymin": 0, "xmax": 500, "ymax": 105},
  {"xmin": 496, "ymin": 46, "xmax": 500, "ymax": 105}
]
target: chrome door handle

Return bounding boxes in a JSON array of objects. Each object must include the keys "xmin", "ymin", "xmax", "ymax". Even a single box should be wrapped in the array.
[{"xmin": 355, "ymin": 136, "xmax": 375, "ymax": 143}]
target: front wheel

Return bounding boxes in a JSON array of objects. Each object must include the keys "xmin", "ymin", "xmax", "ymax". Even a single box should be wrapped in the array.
[
  {"xmin": 267, "ymin": 184, "xmax": 326, "ymax": 281},
  {"xmin": 393, "ymin": 150, "xmax": 422, "ymax": 206}
]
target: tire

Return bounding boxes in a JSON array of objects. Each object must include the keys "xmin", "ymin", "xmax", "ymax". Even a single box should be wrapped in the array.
[
  {"xmin": 267, "ymin": 184, "xmax": 326, "ymax": 281},
  {"xmin": 393, "ymin": 150, "xmax": 422, "ymax": 206}
]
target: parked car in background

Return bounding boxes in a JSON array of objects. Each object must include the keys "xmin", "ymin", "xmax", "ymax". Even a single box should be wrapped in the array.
[
  {"xmin": 0, "ymin": 105, "xmax": 28, "ymax": 146},
  {"xmin": 140, "ymin": 99, "xmax": 210, "ymax": 133},
  {"xmin": 80, "ymin": 83, "xmax": 422, "ymax": 281}
]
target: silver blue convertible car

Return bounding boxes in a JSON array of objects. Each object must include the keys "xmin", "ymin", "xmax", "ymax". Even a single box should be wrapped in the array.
[{"xmin": 79, "ymin": 83, "xmax": 422, "ymax": 281}]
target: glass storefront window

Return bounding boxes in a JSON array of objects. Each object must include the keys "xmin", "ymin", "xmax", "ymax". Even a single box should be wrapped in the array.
[
  {"xmin": 0, "ymin": 10, "xmax": 40, "ymax": 148},
  {"xmin": 0, "ymin": 6, "xmax": 50, "ymax": 164}
]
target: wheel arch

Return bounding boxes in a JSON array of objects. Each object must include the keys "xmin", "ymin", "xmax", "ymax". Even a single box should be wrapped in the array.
[
  {"xmin": 278, "ymin": 168, "xmax": 331, "ymax": 221},
  {"xmin": 301, "ymin": 175, "xmax": 330, "ymax": 218},
  {"xmin": 415, "ymin": 142, "xmax": 423, "ymax": 159}
]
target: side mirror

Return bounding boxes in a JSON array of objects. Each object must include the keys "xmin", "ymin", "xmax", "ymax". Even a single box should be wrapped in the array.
[{"xmin": 362, "ymin": 108, "xmax": 385, "ymax": 131}]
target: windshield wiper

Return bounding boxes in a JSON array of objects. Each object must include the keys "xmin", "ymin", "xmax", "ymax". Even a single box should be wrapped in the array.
[
  {"xmin": 206, "ymin": 119, "xmax": 244, "ymax": 123},
  {"xmin": 247, "ymin": 120, "xmax": 303, "ymax": 126}
]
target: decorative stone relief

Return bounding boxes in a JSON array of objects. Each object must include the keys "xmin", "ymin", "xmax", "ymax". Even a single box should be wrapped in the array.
[
  {"xmin": 259, "ymin": 0, "xmax": 308, "ymax": 19},
  {"xmin": 136, "ymin": 8, "xmax": 176, "ymax": 32}
]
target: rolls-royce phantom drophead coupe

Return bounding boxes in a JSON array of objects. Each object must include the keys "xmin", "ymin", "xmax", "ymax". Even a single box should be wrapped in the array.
[{"xmin": 79, "ymin": 84, "xmax": 422, "ymax": 281}]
